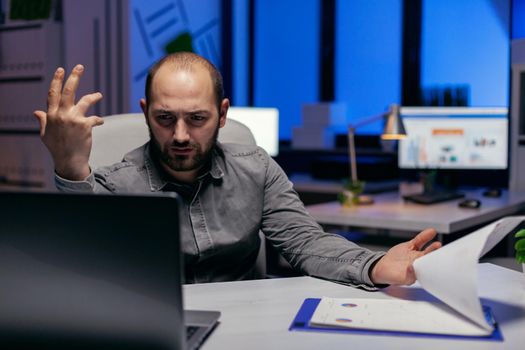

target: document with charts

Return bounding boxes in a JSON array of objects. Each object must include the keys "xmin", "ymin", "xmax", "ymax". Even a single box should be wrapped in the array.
[
  {"xmin": 310, "ymin": 297, "xmax": 491, "ymax": 336},
  {"xmin": 309, "ymin": 216, "xmax": 524, "ymax": 336}
]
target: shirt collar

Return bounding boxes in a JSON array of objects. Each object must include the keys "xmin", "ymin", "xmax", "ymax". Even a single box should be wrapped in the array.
[
  {"xmin": 208, "ymin": 142, "xmax": 225, "ymax": 180},
  {"xmin": 143, "ymin": 143, "xmax": 168, "ymax": 191},
  {"xmin": 143, "ymin": 142, "xmax": 225, "ymax": 191}
]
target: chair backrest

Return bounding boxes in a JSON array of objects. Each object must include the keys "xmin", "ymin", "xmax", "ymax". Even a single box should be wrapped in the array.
[
  {"xmin": 90, "ymin": 113, "xmax": 257, "ymax": 169},
  {"xmin": 89, "ymin": 112, "xmax": 266, "ymax": 279},
  {"xmin": 90, "ymin": 113, "xmax": 148, "ymax": 170}
]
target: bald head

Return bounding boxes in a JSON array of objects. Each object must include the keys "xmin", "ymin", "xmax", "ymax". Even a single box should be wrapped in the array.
[{"xmin": 145, "ymin": 52, "xmax": 224, "ymax": 110}]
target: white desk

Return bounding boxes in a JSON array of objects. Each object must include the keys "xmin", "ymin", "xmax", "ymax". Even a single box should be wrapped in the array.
[
  {"xmin": 305, "ymin": 189, "xmax": 525, "ymax": 234},
  {"xmin": 185, "ymin": 264, "xmax": 525, "ymax": 350}
]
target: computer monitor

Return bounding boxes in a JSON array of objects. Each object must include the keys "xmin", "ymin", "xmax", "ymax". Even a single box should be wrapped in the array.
[
  {"xmin": 227, "ymin": 107, "xmax": 279, "ymax": 156},
  {"xmin": 398, "ymin": 107, "xmax": 509, "ymax": 170}
]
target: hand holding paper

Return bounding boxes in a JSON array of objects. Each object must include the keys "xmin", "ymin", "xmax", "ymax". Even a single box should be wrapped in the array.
[{"xmin": 370, "ymin": 228, "xmax": 441, "ymax": 285}]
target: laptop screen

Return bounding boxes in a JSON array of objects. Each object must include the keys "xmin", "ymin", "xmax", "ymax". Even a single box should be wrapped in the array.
[{"xmin": 0, "ymin": 192, "xmax": 185, "ymax": 349}]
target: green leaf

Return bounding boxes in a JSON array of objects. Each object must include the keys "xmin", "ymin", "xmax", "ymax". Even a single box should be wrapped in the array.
[
  {"xmin": 515, "ymin": 239, "xmax": 525, "ymax": 251},
  {"xmin": 516, "ymin": 254, "xmax": 525, "ymax": 264},
  {"xmin": 165, "ymin": 32, "xmax": 194, "ymax": 54},
  {"xmin": 515, "ymin": 229, "xmax": 525, "ymax": 238},
  {"xmin": 337, "ymin": 192, "xmax": 345, "ymax": 204}
]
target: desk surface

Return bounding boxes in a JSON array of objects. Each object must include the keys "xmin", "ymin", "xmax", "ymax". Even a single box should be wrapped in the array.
[
  {"xmin": 184, "ymin": 264, "xmax": 525, "ymax": 350},
  {"xmin": 305, "ymin": 189, "xmax": 525, "ymax": 234}
]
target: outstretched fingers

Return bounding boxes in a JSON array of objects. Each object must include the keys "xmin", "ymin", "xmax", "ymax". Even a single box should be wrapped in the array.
[
  {"xmin": 422, "ymin": 241, "xmax": 442, "ymax": 255},
  {"xmin": 33, "ymin": 110, "xmax": 47, "ymax": 136},
  {"xmin": 59, "ymin": 64, "xmax": 85, "ymax": 109},
  {"xmin": 86, "ymin": 115, "xmax": 105, "ymax": 128},
  {"xmin": 47, "ymin": 67, "xmax": 65, "ymax": 115},
  {"xmin": 411, "ymin": 228, "xmax": 438, "ymax": 251},
  {"xmin": 76, "ymin": 92, "xmax": 103, "ymax": 116}
]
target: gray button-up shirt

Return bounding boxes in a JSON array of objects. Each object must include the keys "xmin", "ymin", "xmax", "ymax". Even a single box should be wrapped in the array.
[{"xmin": 56, "ymin": 142, "xmax": 384, "ymax": 288}]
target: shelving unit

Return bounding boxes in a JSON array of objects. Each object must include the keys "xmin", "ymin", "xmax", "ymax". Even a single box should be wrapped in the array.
[
  {"xmin": 510, "ymin": 39, "xmax": 525, "ymax": 191},
  {"xmin": 0, "ymin": 7, "xmax": 62, "ymax": 190}
]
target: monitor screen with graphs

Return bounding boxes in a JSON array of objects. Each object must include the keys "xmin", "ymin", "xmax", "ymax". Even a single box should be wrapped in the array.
[{"xmin": 398, "ymin": 107, "xmax": 508, "ymax": 170}]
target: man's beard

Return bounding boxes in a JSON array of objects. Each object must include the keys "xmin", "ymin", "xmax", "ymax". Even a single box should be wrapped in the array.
[{"xmin": 149, "ymin": 125, "xmax": 219, "ymax": 173}]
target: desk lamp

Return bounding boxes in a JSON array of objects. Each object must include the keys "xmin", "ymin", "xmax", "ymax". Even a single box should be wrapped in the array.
[{"xmin": 343, "ymin": 104, "xmax": 406, "ymax": 206}]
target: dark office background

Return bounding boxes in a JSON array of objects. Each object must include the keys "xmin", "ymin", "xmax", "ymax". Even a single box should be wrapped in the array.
[
  {"xmin": 128, "ymin": 0, "xmax": 516, "ymax": 141},
  {"xmin": 2, "ymin": 0, "xmax": 525, "ymax": 189}
]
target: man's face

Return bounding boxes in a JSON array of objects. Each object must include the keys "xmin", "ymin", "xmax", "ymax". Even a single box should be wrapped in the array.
[{"xmin": 141, "ymin": 64, "xmax": 227, "ymax": 180}]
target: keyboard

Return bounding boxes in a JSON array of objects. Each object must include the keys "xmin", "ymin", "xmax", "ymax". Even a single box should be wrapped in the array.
[
  {"xmin": 186, "ymin": 325, "xmax": 200, "ymax": 340},
  {"xmin": 403, "ymin": 191, "xmax": 465, "ymax": 205}
]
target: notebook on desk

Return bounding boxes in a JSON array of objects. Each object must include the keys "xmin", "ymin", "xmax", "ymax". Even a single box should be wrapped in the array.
[{"xmin": 0, "ymin": 191, "xmax": 219, "ymax": 350}]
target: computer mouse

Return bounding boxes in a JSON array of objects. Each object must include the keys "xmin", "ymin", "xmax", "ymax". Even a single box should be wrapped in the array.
[
  {"xmin": 458, "ymin": 198, "xmax": 481, "ymax": 209},
  {"xmin": 482, "ymin": 188, "xmax": 502, "ymax": 198}
]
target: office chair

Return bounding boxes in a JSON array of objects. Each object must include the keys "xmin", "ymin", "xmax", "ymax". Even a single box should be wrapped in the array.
[
  {"xmin": 89, "ymin": 113, "xmax": 257, "ymax": 169},
  {"xmin": 90, "ymin": 112, "xmax": 267, "ymax": 278}
]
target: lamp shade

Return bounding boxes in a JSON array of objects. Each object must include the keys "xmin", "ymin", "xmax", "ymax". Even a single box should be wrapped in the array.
[{"xmin": 381, "ymin": 104, "xmax": 406, "ymax": 140}]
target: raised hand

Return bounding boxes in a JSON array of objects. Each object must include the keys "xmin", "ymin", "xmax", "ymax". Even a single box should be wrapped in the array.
[
  {"xmin": 370, "ymin": 228, "xmax": 442, "ymax": 285},
  {"xmin": 34, "ymin": 65, "xmax": 104, "ymax": 180}
]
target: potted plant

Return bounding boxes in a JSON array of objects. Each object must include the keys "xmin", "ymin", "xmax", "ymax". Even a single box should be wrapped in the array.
[
  {"xmin": 338, "ymin": 180, "xmax": 365, "ymax": 207},
  {"xmin": 515, "ymin": 229, "xmax": 525, "ymax": 273}
]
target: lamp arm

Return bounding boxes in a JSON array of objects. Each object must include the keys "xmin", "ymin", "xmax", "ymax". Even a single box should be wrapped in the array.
[
  {"xmin": 350, "ymin": 112, "xmax": 387, "ymax": 130},
  {"xmin": 346, "ymin": 104, "xmax": 401, "ymax": 185},
  {"xmin": 347, "ymin": 112, "xmax": 386, "ymax": 184},
  {"xmin": 348, "ymin": 126, "xmax": 358, "ymax": 183}
]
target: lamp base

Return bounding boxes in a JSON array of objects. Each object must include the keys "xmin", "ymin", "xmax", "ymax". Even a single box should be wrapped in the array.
[
  {"xmin": 357, "ymin": 195, "xmax": 374, "ymax": 205},
  {"xmin": 339, "ymin": 191, "xmax": 375, "ymax": 207}
]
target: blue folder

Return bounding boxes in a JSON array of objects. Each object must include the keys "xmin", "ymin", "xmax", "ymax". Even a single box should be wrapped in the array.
[{"xmin": 289, "ymin": 298, "xmax": 503, "ymax": 341}]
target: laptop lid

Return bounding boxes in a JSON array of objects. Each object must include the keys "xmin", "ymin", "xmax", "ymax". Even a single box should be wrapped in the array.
[{"xmin": 0, "ymin": 191, "xmax": 218, "ymax": 350}]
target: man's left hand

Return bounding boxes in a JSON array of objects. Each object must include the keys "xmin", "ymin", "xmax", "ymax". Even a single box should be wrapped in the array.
[{"xmin": 370, "ymin": 228, "xmax": 441, "ymax": 285}]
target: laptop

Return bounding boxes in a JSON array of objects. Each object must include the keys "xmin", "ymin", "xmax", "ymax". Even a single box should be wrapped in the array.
[{"xmin": 0, "ymin": 191, "xmax": 220, "ymax": 350}]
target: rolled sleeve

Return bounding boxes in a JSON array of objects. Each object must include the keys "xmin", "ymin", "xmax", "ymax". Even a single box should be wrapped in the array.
[{"xmin": 360, "ymin": 251, "xmax": 388, "ymax": 290}]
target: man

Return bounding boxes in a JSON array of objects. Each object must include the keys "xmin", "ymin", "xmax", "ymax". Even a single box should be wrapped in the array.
[{"xmin": 34, "ymin": 52, "xmax": 440, "ymax": 287}]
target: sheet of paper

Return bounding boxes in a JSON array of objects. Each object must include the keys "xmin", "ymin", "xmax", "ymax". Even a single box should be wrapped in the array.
[
  {"xmin": 310, "ymin": 297, "xmax": 491, "ymax": 336},
  {"xmin": 413, "ymin": 216, "xmax": 524, "ymax": 331}
]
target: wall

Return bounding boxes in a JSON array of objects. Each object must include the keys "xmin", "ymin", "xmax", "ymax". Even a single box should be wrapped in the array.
[
  {"xmin": 421, "ymin": 0, "xmax": 510, "ymax": 107},
  {"xmin": 129, "ymin": 0, "xmax": 221, "ymax": 112}
]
